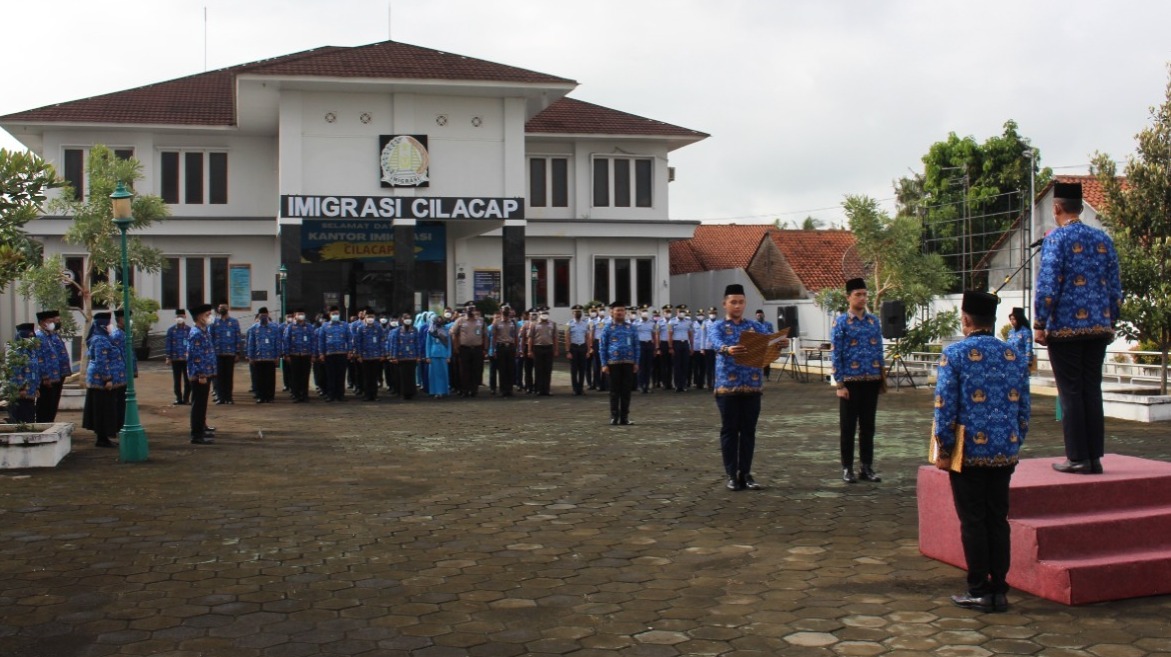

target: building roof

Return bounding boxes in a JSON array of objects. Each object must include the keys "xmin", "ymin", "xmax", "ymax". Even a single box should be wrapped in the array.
[
  {"xmin": 768, "ymin": 229, "xmax": 858, "ymax": 293},
  {"xmin": 975, "ymin": 174, "xmax": 1124, "ymax": 271},
  {"xmin": 0, "ymin": 41, "xmax": 703, "ymax": 142},
  {"xmin": 527, "ymin": 98, "xmax": 708, "ymax": 139},
  {"xmin": 670, "ymin": 224, "xmax": 773, "ymax": 275}
]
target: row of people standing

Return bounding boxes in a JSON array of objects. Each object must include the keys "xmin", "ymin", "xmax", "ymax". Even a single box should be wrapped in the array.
[{"xmin": 6, "ymin": 310, "xmax": 73, "ymax": 425}]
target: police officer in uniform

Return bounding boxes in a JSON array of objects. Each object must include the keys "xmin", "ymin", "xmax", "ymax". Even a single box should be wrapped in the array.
[
  {"xmin": 668, "ymin": 304, "xmax": 694, "ymax": 392},
  {"xmin": 832, "ymin": 278, "xmax": 885, "ymax": 483},
  {"xmin": 704, "ymin": 307, "xmax": 719, "ymax": 388},
  {"xmin": 490, "ymin": 307, "xmax": 518, "ymax": 398},
  {"xmin": 565, "ymin": 305, "xmax": 590, "ymax": 395},
  {"xmin": 635, "ymin": 305, "xmax": 658, "ymax": 394},
  {"xmin": 1034, "ymin": 181, "xmax": 1122, "ymax": 475},
  {"xmin": 451, "ymin": 303, "xmax": 486, "ymax": 397},
  {"xmin": 599, "ymin": 302, "xmax": 638, "ymax": 425},
  {"xmin": 933, "ymin": 290, "xmax": 1030, "ymax": 613},
  {"xmin": 530, "ymin": 308, "xmax": 558, "ymax": 396},
  {"xmin": 656, "ymin": 304, "xmax": 672, "ymax": 388},
  {"xmin": 691, "ymin": 308, "xmax": 708, "ymax": 389}
]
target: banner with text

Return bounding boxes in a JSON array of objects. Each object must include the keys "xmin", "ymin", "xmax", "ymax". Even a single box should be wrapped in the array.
[
  {"xmin": 281, "ymin": 195, "xmax": 524, "ymax": 221},
  {"xmin": 301, "ymin": 221, "xmax": 446, "ymax": 263}
]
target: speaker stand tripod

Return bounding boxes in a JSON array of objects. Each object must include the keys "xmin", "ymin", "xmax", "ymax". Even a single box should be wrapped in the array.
[{"xmin": 889, "ymin": 339, "xmax": 917, "ymax": 390}]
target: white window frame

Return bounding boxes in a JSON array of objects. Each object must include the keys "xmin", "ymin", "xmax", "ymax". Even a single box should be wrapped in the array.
[
  {"xmin": 157, "ymin": 148, "xmax": 229, "ymax": 205},
  {"xmin": 527, "ymin": 155, "xmax": 572, "ymax": 209},
  {"xmin": 591, "ymin": 155, "xmax": 654, "ymax": 208}
]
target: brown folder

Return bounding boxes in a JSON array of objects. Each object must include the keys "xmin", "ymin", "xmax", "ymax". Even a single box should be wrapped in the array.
[
  {"xmin": 732, "ymin": 329, "xmax": 791, "ymax": 368},
  {"xmin": 929, "ymin": 423, "xmax": 964, "ymax": 473}
]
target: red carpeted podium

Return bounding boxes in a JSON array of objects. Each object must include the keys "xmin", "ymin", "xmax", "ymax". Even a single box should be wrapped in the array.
[{"xmin": 918, "ymin": 454, "xmax": 1171, "ymax": 605}]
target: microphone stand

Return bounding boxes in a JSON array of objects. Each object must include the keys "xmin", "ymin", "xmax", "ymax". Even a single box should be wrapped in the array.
[{"xmin": 993, "ymin": 241, "xmax": 1045, "ymax": 296}]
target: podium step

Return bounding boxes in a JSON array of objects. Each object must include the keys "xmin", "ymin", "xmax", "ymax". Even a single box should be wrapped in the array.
[{"xmin": 1017, "ymin": 505, "xmax": 1171, "ymax": 560}]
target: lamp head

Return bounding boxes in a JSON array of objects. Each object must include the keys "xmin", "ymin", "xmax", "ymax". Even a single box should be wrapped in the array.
[
  {"xmin": 278, "ymin": 264, "xmax": 288, "ymax": 281},
  {"xmin": 110, "ymin": 181, "xmax": 134, "ymax": 226}
]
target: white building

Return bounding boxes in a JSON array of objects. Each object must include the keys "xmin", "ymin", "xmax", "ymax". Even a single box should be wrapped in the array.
[{"xmin": 0, "ymin": 40, "xmax": 705, "ymax": 345}]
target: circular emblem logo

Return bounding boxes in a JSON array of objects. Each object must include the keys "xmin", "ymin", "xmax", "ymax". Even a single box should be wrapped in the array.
[{"xmin": 380, "ymin": 136, "xmax": 429, "ymax": 186}]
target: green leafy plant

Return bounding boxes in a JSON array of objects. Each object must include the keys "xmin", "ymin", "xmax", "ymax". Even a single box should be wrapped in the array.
[{"xmin": 1, "ymin": 336, "xmax": 40, "ymax": 430}]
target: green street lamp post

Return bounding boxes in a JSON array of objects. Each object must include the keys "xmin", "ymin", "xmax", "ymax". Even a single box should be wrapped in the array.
[
  {"xmin": 111, "ymin": 182, "xmax": 149, "ymax": 462},
  {"xmin": 278, "ymin": 264, "xmax": 288, "ymax": 320}
]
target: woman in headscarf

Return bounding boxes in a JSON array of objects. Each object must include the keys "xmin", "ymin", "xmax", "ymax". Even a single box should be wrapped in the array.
[
  {"xmin": 425, "ymin": 311, "xmax": 452, "ymax": 398},
  {"xmin": 1007, "ymin": 307, "xmax": 1035, "ymax": 372},
  {"xmin": 82, "ymin": 312, "xmax": 126, "ymax": 448}
]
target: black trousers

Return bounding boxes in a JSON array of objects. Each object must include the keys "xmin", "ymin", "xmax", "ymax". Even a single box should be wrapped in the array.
[
  {"xmin": 949, "ymin": 465, "xmax": 1015, "ymax": 596},
  {"xmin": 637, "ymin": 342, "xmax": 655, "ymax": 392},
  {"xmin": 1048, "ymin": 338, "xmax": 1109, "ymax": 462},
  {"xmin": 523, "ymin": 355, "xmax": 535, "ymax": 392},
  {"xmin": 313, "ymin": 359, "xmax": 326, "ymax": 392},
  {"xmin": 716, "ymin": 394, "xmax": 762, "ymax": 478},
  {"xmin": 533, "ymin": 345, "xmax": 554, "ymax": 395},
  {"xmin": 691, "ymin": 350, "xmax": 706, "ymax": 388},
  {"xmin": 608, "ymin": 362, "xmax": 635, "ymax": 420},
  {"xmin": 495, "ymin": 345, "xmax": 516, "ymax": 396},
  {"xmin": 705, "ymin": 350, "xmax": 716, "ymax": 389},
  {"xmin": 361, "ymin": 359, "xmax": 382, "ymax": 400},
  {"xmin": 252, "ymin": 361, "xmax": 277, "ymax": 402},
  {"xmin": 288, "ymin": 355, "xmax": 311, "ymax": 401},
  {"xmin": 35, "ymin": 381, "xmax": 63, "ymax": 423},
  {"xmin": 171, "ymin": 360, "xmax": 190, "ymax": 402},
  {"xmin": 8, "ymin": 398, "xmax": 36, "ymax": 424},
  {"xmin": 840, "ymin": 380, "xmax": 881, "ymax": 468},
  {"xmin": 397, "ymin": 360, "xmax": 418, "ymax": 400},
  {"xmin": 384, "ymin": 360, "xmax": 398, "ymax": 394},
  {"xmin": 657, "ymin": 342, "xmax": 672, "ymax": 388},
  {"xmin": 324, "ymin": 354, "xmax": 348, "ymax": 400},
  {"xmin": 458, "ymin": 345, "xmax": 484, "ymax": 396},
  {"xmin": 215, "ymin": 355, "xmax": 236, "ymax": 402},
  {"xmin": 190, "ymin": 379, "xmax": 210, "ymax": 437},
  {"xmin": 569, "ymin": 344, "xmax": 589, "ymax": 393},
  {"xmin": 672, "ymin": 341, "xmax": 691, "ymax": 391}
]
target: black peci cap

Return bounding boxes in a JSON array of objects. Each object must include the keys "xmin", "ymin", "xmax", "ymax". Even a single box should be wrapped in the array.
[
  {"xmin": 846, "ymin": 278, "xmax": 866, "ymax": 293},
  {"xmin": 1054, "ymin": 181, "xmax": 1082, "ymax": 201},
  {"xmin": 961, "ymin": 290, "xmax": 999, "ymax": 317}
]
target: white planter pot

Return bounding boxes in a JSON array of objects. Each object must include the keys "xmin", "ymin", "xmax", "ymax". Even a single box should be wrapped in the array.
[{"xmin": 0, "ymin": 422, "xmax": 74, "ymax": 468}]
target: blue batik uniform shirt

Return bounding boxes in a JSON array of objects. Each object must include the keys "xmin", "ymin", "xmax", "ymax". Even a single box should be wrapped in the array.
[
  {"xmin": 1008, "ymin": 326, "xmax": 1033, "ymax": 365},
  {"xmin": 932, "ymin": 333, "xmax": 1030, "ymax": 467},
  {"xmin": 318, "ymin": 320, "xmax": 352, "ymax": 356},
  {"xmin": 10, "ymin": 332, "xmax": 40, "ymax": 397},
  {"xmin": 285, "ymin": 322, "xmax": 316, "ymax": 356},
  {"xmin": 708, "ymin": 318, "xmax": 767, "ymax": 396},
  {"xmin": 355, "ymin": 322, "xmax": 385, "ymax": 359},
  {"xmin": 598, "ymin": 321, "xmax": 638, "ymax": 366},
  {"xmin": 1033, "ymin": 220, "xmax": 1122, "ymax": 340},
  {"xmin": 186, "ymin": 324, "xmax": 218, "ymax": 379},
  {"xmin": 165, "ymin": 323, "xmax": 189, "ymax": 361},
  {"xmin": 246, "ymin": 321, "xmax": 283, "ymax": 361},
  {"xmin": 210, "ymin": 316, "xmax": 243, "ymax": 355},
  {"xmin": 85, "ymin": 332, "xmax": 125, "ymax": 387},
  {"xmin": 34, "ymin": 329, "xmax": 62, "ymax": 383},
  {"xmin": 831, "ymin": 311, "xmax": 884, "ymax": 383}
]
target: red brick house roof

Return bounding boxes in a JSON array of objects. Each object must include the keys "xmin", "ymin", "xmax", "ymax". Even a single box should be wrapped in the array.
[
  {"xmin": 768, "ymin": 230, "xmax": 858, "ymax": 293},
  {"xmin": 1, "ymin": 41, "xmax": 702, "ymax": 141},
  {"xmin": 670, "ymin": 224, "xmax": 773, "ymax": 275},
  {"xmin": 527, "ymin": 98, "xmax": 708, "ymax": 139}
]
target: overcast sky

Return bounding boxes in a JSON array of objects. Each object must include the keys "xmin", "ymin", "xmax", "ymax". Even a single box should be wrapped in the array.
[{"xmin": 2, "ymin": 0, "xmax": 1169, "ymax": 225}]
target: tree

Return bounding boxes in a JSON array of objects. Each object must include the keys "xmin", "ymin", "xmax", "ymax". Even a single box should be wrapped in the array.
[
  {"xmin": 816, "ymin": 195, "xmax": 958, "ymax": 357},
  {"xmin": 1091, "ymin": 66, "xmax": 1171, "ymax": 395},
  {"xmin": 0, "ymin": 149, "xmax": 61, "ymax": 290},
  {"xmin": 897, "ymin": 121, "xmax": 1053, "ymax": 290},
  {"xmin": 18, "ymin": 145, "xmax": 169, "ymax": 373},
  {"xmin": 801, "ymin": 216, "xmax": 825, "ymax": 230}
]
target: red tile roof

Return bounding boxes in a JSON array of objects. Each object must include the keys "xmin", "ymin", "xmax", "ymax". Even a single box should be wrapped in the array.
[
  {"xmin": 768, "ymin": 230, "xmax": 858, "ymax": 292},
  {"xmin": 527, "ymin": 98, "xmax": 708, "ymax": 139},
  {"xmin": 1, "ymin": 40, "xmax": 575, "ymax": 128},
  {"xmin": 671, "ymin": 225, "xmax": 773, "ymax": 275},
  {"xmin": 669, "ymin": 240, "xmax": 704, "ymax": 275}
]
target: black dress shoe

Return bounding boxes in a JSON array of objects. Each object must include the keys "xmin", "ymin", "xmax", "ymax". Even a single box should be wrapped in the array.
[
  {"xmin": 842, "ymin": 468, "xmax": 858, "ymax": 484},
  {"xmin": 191, "ymin": 436, "xmax": 215, "ymax": 445},
  {"xmin": 1091, "ymin": 459, "xmax": 1103, "ymax": 474},
  {"xmin": 95, "ymin": 439, "xmax": 118, "ymax": 448},
  {"xmin": 993, "ymin": 593, "xmax": 1008, "ymax": 612},
  {"xmin": 1052, "ymin": 459, "xmax": 1091, "ymax": 474},
  {"xmin": 619, "ymin": 418, "xmax": 633, "ymax": 425},
  {"xmin": 859, "ymin": 465, "xmax": 882, "ymax": 482},
  {"xmin": 610, "ymin": 417, "xmax": 619, "ymax": 425},
  {"xmin": 951, "ymin": 592, "xmax": 994, "ymax": 612},
  {"xmin": 742, "ymin": 475, "xmax": 763, "ymax": 490},
  {"xmin": 204, "ymin": 426, "xmax": 216, "ymax": 432},
  {"xmin": 726, "ymin": 477, "xmax": 744, "ymax": 491},
  {"xmin": 173, "ymin": 400, "xmax": 187, "ymax": 406}
]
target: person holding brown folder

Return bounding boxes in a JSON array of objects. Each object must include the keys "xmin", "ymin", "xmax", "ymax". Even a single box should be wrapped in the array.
[{"xmin": 932, "ymin": 290, "xmax": 1031, "ymax": 614}]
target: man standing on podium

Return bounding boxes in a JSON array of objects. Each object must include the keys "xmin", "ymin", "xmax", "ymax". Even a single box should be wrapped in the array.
[
  {"xmin": 933, "ymin": 290, "xmax": 1030, "ymax": 613},
  {"xmin": 1033, "ymin": 181, "xmax": 1122, "ymax": 475}
]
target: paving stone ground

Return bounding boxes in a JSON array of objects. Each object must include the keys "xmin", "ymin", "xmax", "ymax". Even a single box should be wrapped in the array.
[{"xmin": 2, "ymin": 360, "xmax": 1170, "ymax": 657}]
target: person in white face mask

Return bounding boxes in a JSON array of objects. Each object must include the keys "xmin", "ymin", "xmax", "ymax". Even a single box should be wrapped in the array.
[
  {"xmin": 164, "ymin": 309, "xmax": 192, "ymax": 405},
  {"xmin": 633, "ymin": 305, "xmax": 658, "ymax": 393},
  {"xmin": 33, "ymin": 309, "xmax": 70, "ymax": 423},
  {"xmin": 529, "ymin": 306, "xmax": 558, "ymax": 396}
]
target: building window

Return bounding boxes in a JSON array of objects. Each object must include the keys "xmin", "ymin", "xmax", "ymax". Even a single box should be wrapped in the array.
[
  {"xmin": 594, "ymin": 257, "xmax": 654, "ymax": 306},
  {"xmin": 530, "ymin": 258, "xmax": 548, "ymax": 308},
  {"xmin": 529, "ymin": 157, "xmax": 569, "ymax": 208},
  {"xmin": 160, "ymin": 150, "xmax": 228, "ymax": 205},
  {"xmin": 592, "ymin": 157, "xmax": 653, "ymax": 208},
  {"xmin": 161, "ymin": 256, "xmax": 229, "ymax": 310},
  {"xmin": 64, "ymin": 256, "xmax": 85, "ymax": 307},
  {"xmin": 553, "ymin": 259, "xmax": 570, "ymax": 308},
  {"xmin": 527, "ymin": 257, "xmax": 571, "ymax": 308},
  {"xmin": 63, "ymin": 149, "xmax": 84, "ymax": 201}
]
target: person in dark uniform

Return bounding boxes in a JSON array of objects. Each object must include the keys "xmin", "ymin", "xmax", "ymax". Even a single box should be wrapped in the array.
[
  {"xmin": 599, "ymin": 303, "xmax": 638, "ymax": 425},
  {"xmin": 284, "ymin": 309, "xmax": 315, "ymax": 402},
  {"xmin": 635, "ymin": 305, "xmax": 658, "ymax": 394},
  {"xmin": 354, "ymin": 313, "xmax": 386, "ymax": 401},
  {"xmin": 656, "ymin": 304, "xmax": 672, "ymax": 388},
  {"xmin": 529, "ymin": 308, "xmax": 558, "ymax": 396},
  {"xmin": 491, "ymin": 307, "xmax": 518, "ymax": 398},
  {"xmin": 708, "ymin": 284, "xmax": 779, "ymax": 491},
  {"xmin": 668, "ymin": 304, "xmax": 694, "ymax": 392},
  {"xmin": 389, "ymin": 313, "xmax": 421, "ymax": 400},
  {"xmin": 164, "ymin": 309, "xmax": 191, "ymax": 405},
  {"xmin": 451, "ymin": 304, "xmax": 486, "ymax": 398},
  {"xmin": 933, "ymin": 290, "xmax": 1030, "ymax": 613},
  {"xmin": 81, "ymin": 312, "xmax": 124, "ymax": 448},
  {"xmin": 186, "ymin": 303, "xmax": 218, "ymax": 444},
  {"xmin": 832, "ymin": 278, "xmax": 885, "ymax": 484},
  {"xmin": 7, "ymin": 323, "xmax": 40, "ymax": 424},
  {"xmin": 1034, "ymin": 181, "xmax": 1122, "ymax": 475},
  {"xmin": 704, "ymin": 307, "xmax": 718, "ymax": 389},
  {"xmin": 565, "ymin": 305, "xmax": 590, "ymax": 395}
]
